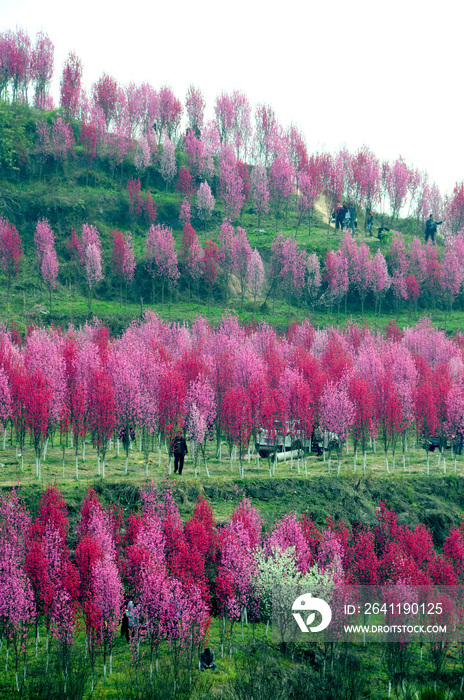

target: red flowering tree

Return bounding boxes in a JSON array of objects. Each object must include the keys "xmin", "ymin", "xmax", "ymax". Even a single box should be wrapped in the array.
[
  {"xmin": 88, "ymin": 368, "xmax": 116, "ymax": 478},
  {"xmin": 375, "ymin": 373, "xmax": 404, "ymax": 473},
  {"xmin": 24, "ymin": 368, "xmax": 52, "ymax": 480},
  {"xmin": 0, "ymin": 489, "xmax": 35, "ymax": 690},
  {"xmin": 221, "ymin": 386, "xmax": 252, "ymax": 476},
  {"xmin": 348, "ymin": 373, "xmax": 375, "ymax": 473}
]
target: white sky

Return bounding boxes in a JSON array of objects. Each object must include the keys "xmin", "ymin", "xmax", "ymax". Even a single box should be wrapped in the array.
[{"xmin": 2, "ymin": 0, "xmax": 462, "ymax": 195}]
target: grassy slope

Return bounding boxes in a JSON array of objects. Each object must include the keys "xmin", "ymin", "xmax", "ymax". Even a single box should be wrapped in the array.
[
  {"xmin": 2, "ymin": 103, "xmax": 464, "ymax": 700},
  {"xmin": 1, "ymin": 102, "xmax": 461, "ymax": 334}
]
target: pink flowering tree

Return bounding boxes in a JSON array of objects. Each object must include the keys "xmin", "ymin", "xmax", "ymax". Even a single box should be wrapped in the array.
[
  {"xmin": 179, "ymin": 197, "xmax": 191, "ymax": 226},
  {"xmin": 50, "ymin": 117, "xmax": 74, "ymax": 169},
  {"xmin": 324, "ymin": 249, "xmax": 349, "ymax": 319},
  {"xmin": 185, "ymin": 84, "xmax": 205, "ymax": 136},
  {"xmin": 186, "ymin": 374, "xmax": 216, "ymax": 476},
  {"xmin": 352, "ymin": 241, "xmax": 373, "ymax": 317},
  {"xmin": 253, "ymin": 103, "xmax": 280, "ymax": 166},
  {"xmin": 351, "ymin": 145, "xmax": 381, "ymax": 211},
  {"xmin": 196, "ymin": 181, "xmax": 215, "ymax": 231},
  {"xmin": 0, "ymin": 218, "xmax": 23, "ymax": 304},
  {"xmin": 440, "ymin": 242, "xmax": 462, "ymax": 316},
  {"xmin": 7, "ymin": 28, "xmax": 31, "ymax": 103},
  {"xmin": 247, "ymin": 248, "xmax": 265, "ymax": 311},
  {"xmin": 0, "ymin": 489, "xmax": 35, "ymax": 690},
  {"xmin": 184, "ymin": 131, "xmax": 212, "ymax": 181},
  {"xmin": 384, "ymin": 156, "xmax": 410, "ymax": 221},
  {"xmin": 92, "ymin": 73, "xmax": 119, "ymax": 127},
  {"xmin": 231, "ymin": 226, "xmax": 252, "ymax": 311},
  {"xmin": 0, "ymin": 367, "xmax": 11, "ymax": 441},
  {"xmin": 41, "ymin": 248, "xmax": 59, "ymax": 311},
  {"xmin": 319, "ymin": 381, "xmax": 355, "ymax": 474},
  {"xmin": 296, "ymin": 170, "xmax": 319, "ymax": 235},
  {"xmin": 154, "ymin": 85, "xmax": 182, "ymax": 142},
  {"xmin": 111, "ymin": 229, "xmax": 136, "ymax": 305},
  {"xmin": 59, "ymin": 51, "xmax": 82, "ymax": 119},
  {"xmin": 76, "ymin": 491, "xmax": 123, "ymax": 686},
  {"xmin": 181, "ymin": 222, "xmax": 203, "ymax": 299},
  {"xmin": 250, "ymin": 164, "xmax": 269, "ymax": 228},
  {"xmin": 159, "ymin": 137, "xmax": 177, "ymax": 191},
  {"xmin": 82, "ymin": 224, "xmax": 103, "ymax": 313},
  {"xmin": 265, "ymin": 513, "xmax": 312, "ymax": 574},
  {"xmin": 306, "ymin": 253, "xmax": 321, "ymax": 309},
  {"xmin": 219, "ymin": 145, "xmax": 245, "ymax": 222},
  {"xmin": 214, "ymin": 92, "xmax": 234, "ymax": 144},
  {"xmin": 34, "ymin": 219, "xmax": 59, "ymax": 310},
  {"xmin": 202, "ymin": 241, "xmax": 220, "ymax": 310},
  {"xmin": 269, "ymin": 154, "xmax": 294, "ymax": 229},
  {"xmin": 389, "ymin": 233, "xmax": 409, "ymax": 310},
  {"xmin": 282, "ymin": 236, "xmax": 306, "ymax": 309},
  {"xmin": 145, "ymin": 224, "xmax": 179, "ymax": 303},
  {"xmin": 30, "ymin": 31, "xmax": 54, "ymax": 109},
  {"xmin": 216, "ymin": 516, "xmax": 257, "ymax": 656},
  {"xmin": 323, "ymin": 154, "xmax": 344, "ymax": 230},
  {"xmin": 34, "ymin": 219, "xmax": 54, "ymax": 267},
  {"xmin": 230, "ymin": 90, "xmax": 252, "ymax": 160},
  {"xmin": 371, "ymin": 250, "xmax": 391, "ymax": 315},
  {"xmin": 446, "ymin": 181, "xmax": 464, "ymax": 235}
]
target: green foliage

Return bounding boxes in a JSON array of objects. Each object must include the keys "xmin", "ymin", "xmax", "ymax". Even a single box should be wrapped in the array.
[
  {"xmin": 0, "ymin": 99, "xmax": 457, "ymax": 336},
  {"xmin": 0, "ymin": 102, "xmax": 35, "ymax": 177}
]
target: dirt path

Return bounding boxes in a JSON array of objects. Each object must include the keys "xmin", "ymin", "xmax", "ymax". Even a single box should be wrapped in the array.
[{"xmin": 314, "ymin": 195, "xmax": 336, "ymax": 228}]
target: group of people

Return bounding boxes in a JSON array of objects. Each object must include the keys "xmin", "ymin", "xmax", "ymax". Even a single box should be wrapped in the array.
[
  {"xmin": 121, "ymin": 601, "xmax": 217, "ymax": 671},
  {"xmin": 334, "ymin": 201, "xmax": 357, "ymax": 232},
  {"xmin": 333, "ymin": 203, "xmax": 443, "ymax": 243}
]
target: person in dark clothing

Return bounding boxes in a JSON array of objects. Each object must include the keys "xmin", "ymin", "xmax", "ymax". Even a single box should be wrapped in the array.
[
  {"xmin": 378, "ymin": 225, "xmax": 390, "ymax": 239},
  {"xmin": 121, "ymin": 610, "xmax": 129, "ymax": 642},
  {"xmin": 170, "ymin": 432, "xmax": 188, "ymax": 474},
  {"xmin": 424, "ymin": 214, "xmax": 442, "ymax": 243},
  {"xmin": 348, "ymin": 204, "xmax": 357, "ymax": 233},
  {"xmin": 335, "ymin": 203, "xmax": 348, "ymax": 230},
  {"xmin": 365, "ymin": 208, "xmax": 374, "ymax": 235},
  {"xmin": 199, "ymin": 648, "xmax": 218, "ymax": 671}
]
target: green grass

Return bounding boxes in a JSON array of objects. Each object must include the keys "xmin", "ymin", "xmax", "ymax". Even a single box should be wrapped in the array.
[
  {"xmin": 2, "ymin": 612, "xmax": 464, "ymax": 698},
  {"xmin": 3, "ymin": 433, "xmax": 464, "ymax": 546}
]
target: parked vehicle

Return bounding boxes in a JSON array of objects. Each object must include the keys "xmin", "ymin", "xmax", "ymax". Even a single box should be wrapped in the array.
[
  {"xmin": 421, "ymin": 436, "xmax": 452, "ymax": 452},
  {"xmin": 255, "ymin": 420, "xmax": 328, "ymax": 458}
]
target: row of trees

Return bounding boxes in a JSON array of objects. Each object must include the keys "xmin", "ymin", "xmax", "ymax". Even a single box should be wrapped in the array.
[
  {"xmin": 0, "ymin": 315, "xmax": 463, "ymax": 479},
  {"xmin": 4, "ymin": 211, "xmax": 464, "ymax": 316},
  {"xmin": 3, "ymin": 27, "xmax": 464, "ymax": 233},
  {"xmin": 2, "ymin": 485, "xmax": 464, "ymax": 694}
]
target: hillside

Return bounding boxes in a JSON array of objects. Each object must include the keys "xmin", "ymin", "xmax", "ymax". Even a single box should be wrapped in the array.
[{"xmin": 1, "ymin": 101, "xmax": 463, "ymax": 336}]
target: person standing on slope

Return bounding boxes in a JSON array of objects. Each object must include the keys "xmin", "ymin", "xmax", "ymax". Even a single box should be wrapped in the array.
[{"xmin": 424, "ymin": 214, "xmax": 442, "ymax": 243}]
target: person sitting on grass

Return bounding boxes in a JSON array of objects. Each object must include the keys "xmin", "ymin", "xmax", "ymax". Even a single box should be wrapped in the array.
[{"xmin": 199, "ymin": 647, "xmax": 218, "ymax": 671}]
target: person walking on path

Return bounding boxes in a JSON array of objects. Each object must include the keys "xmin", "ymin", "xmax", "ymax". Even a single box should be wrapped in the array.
[
  {"xmin": 126, "ymin": 600, "xmax": 138, "ymax": 640},
  {"xmin": 335, "ymin": 202, "xmax": 348, "ymax": 230},
  {"xmin": 170, "ymin": 431, "xmax": 188, "ymax": 474},
  {"xmin": 348, "ymin": 203, "xmax": 357, "ymax": 234}
]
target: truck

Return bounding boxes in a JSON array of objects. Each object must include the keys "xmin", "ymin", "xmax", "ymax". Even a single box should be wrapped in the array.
[{"xmin": 254, "ymin": 420, "xmax": 336, "ymax": 459}]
